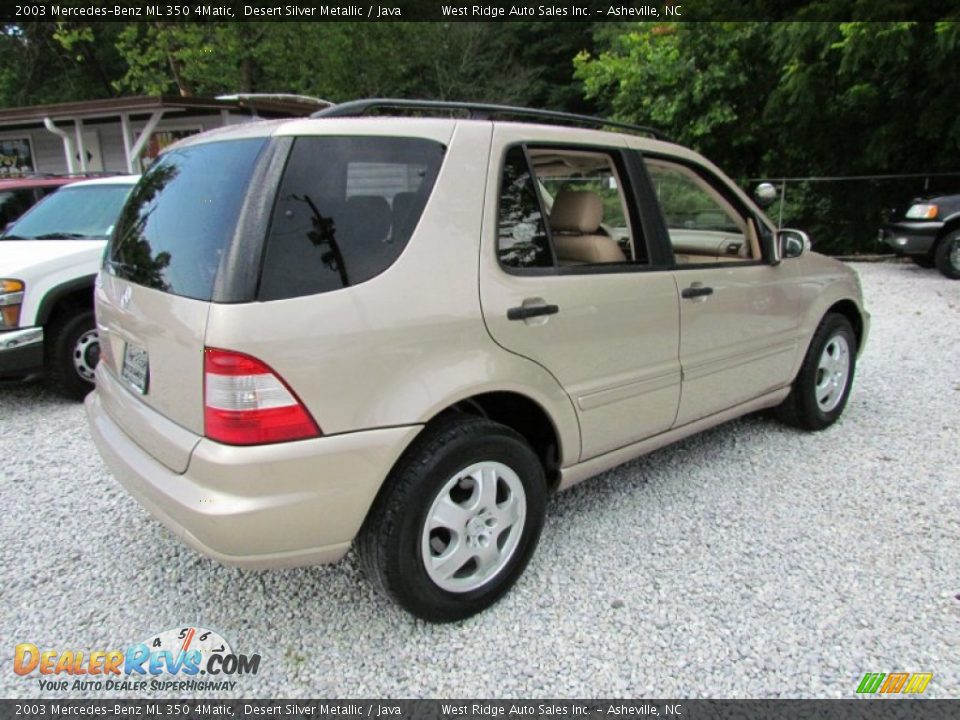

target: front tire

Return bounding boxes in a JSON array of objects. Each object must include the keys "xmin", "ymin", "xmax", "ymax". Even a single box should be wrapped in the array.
[
  {"xmin": 775, "ymin": 313, "xmax": 856, "ymax": 431},
  {"xmin": 358, "ymin": 416, "xmax": 547, "ymax": 622},
  {"xmin": 934, "ymin": 230, "xmax": 960, "ymax": 279},
  {"xmin": 46, "ymin": 309, "xmax": 99, "ymax": 401}
]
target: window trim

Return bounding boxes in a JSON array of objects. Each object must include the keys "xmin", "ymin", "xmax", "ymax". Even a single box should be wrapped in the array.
[
  {"xmin": 220, "ymin": 136, "xmax": 293, "ymax": 304},
  {"xmin": 495, "ymin": 141, "xmax": 655, "ymax": 277},
  {"xmin": 522, "ymin": 145, "xmax": 558, "ymax": 268},
  {"xmin": 491, "ymin": 143, "xmax": 554, "ymax": 273}
]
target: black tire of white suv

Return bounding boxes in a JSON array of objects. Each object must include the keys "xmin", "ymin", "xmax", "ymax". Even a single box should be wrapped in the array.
[
  {"xmin": 358, "ymin": 416, "xmax": 547, "ymax": 622},
  {"xmin": 46, "ymin": 309, "xmax": 98, "ymax": 401},
  {"xmin": 775, "ymin": 313, "xmax": 857, "ymax": 432}
]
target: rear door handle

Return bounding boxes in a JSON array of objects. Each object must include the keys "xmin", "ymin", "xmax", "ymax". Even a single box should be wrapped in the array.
[
  {"xmin": 507, "ymin": 303, "xmax": 560, "ymax": 321},
  {"xmin": 681, "ymin": 285, "xmax": 714, "ymax": 299}
]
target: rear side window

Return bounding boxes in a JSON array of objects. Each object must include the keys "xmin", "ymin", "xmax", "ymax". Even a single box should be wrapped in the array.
[
  {"xmin": 107, "ymin": 138, "xmax": 266, "ymax": 300},
  {"xmin": 258, "ymin": 136, "xmax": 445, "ymax": 301}
]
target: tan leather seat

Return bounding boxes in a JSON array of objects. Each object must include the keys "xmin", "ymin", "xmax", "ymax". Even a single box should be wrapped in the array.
[
  {"xmin": 342, "ymin": 195, "xmax": 393, "ymax": 281},
  {"xmin": 391, "ymin": 191, "xmax": 418, "ymax": 243},
  {"xmin": 549, "ymin": 190, "xmax": 626, "ymax": 264}
]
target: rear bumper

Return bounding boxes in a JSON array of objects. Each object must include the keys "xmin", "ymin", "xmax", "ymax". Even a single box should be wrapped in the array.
[
  {"xmin": 86, "ymin": 385, "xmax": 422, "ymax": 569},
  {"xmin": 0, "ymin": 327, "xmax": 44, "ymax": 379},
  {"xmin": 880, "ymin": 222, "xmax": 942, "ymax": 256}
]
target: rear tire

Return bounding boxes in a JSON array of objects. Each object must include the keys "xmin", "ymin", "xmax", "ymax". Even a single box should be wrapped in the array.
[
  {"xmin": 358, "ymin": 416, "xmax": 546, "ymax": 622},
  {"xmin": 46, "ymin": 309, "xmax": 99, "ymax": 401},
  {"xmin": 775, "ymin": 313, "xmax": 856, "ymax": 431},
  {"xmin": 934, "ymin": 231, "xmax": 960, "ymax": 279}
]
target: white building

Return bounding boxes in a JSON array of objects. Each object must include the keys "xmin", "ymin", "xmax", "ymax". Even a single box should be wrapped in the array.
[{"xmin": 0, "ymin": 95, "xmax": 319, "ymax": 177}]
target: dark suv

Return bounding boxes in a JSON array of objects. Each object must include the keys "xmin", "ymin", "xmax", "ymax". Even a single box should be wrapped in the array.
[{"xmin": 880, "ymin": 192, "xmax": 960, "ymax": 279}]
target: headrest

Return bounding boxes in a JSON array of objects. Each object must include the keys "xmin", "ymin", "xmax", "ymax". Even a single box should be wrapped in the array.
[
  {"xmin": 391, "ymin": 192, "xmax": 418, "ymax": 242},
  {"xmin": 392, "ymin": 192, "xmax": 417, "ymax": 218},
  {"xmin": 345, "ymin": 195, "xmax": 391, "ymax": 241},
  {"xmin": 550, "ymin": 190, "xmax": 603, "ymax": 234}
]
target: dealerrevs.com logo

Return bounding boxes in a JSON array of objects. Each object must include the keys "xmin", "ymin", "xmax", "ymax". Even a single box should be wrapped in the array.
[{"xmin": 14, "ymin": 627, "xmax": 260, "ymax": 692}]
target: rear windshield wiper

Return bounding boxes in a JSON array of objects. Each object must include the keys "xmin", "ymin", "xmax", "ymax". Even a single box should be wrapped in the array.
[{"xmin": 32, "ymin": 232, "xmax": 89, "ymax": 239}]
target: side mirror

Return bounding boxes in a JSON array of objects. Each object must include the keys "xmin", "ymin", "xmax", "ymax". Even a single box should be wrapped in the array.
[
  {"xmin": 777, "ymin": 228, "xmax": 809, "ymax": 260},
  {"xmin": 754, "ymin": 182, "xmax": 778, "ymax": 208}
]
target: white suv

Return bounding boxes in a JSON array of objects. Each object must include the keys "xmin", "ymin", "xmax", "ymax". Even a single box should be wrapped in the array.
[
  {"xmin": 86, "ymin": 100, "xmax": 868, "ymax": 621},
  {"xmin": 0, "ymin": 175, "xmax": 138, "ymax": 399}
]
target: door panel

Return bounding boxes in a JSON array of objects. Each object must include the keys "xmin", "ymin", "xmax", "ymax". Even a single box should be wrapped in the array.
[
  {"xmin": 673, "ymin": 258, "xmax": 799, "ymax": 424},
  {"xmin": 483, "ymin": 270, "xmax": 681, "ymax": 459},
  {"xmin": 480, "ymin": 126, "xmax": 682, "ymax": 461},
  {"xmin": 641, "ymin": 155, "xmax": 801, "ymax": 425}
]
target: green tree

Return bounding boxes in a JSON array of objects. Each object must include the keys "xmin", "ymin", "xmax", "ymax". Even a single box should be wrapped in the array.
[
  {"xmin": 0, "ymin": 23, "xmax": 124, "ymax": 107},
  {"xmin": 107, "ymin": 22, "xmax": 598, "ymax": 109},
  {"xmin": 575, "ymin": 21, "xmax": 960, "ymax": 252}
]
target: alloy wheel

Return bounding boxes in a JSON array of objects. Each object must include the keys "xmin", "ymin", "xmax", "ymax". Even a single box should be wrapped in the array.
[{"xmin": 421, "ymin": 461, "xmax": 527, "ymax": 593}]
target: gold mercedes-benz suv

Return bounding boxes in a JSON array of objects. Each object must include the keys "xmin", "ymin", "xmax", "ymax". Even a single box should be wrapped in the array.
[{"xmin": 86, "ymin": 99, "xmax": 869, "ymax": 621}]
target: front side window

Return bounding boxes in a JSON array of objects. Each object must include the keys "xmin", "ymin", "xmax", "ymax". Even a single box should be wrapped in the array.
[
  {"xmin": 258, "ymin": 136, "xmax": 444, "ymax": 301},
  {"xmin": 645, "ymin": 159, "xmax": 758, "ymax": 263}
]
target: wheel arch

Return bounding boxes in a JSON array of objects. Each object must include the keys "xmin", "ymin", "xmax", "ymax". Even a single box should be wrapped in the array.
[
  {"xmin": 429, "ymin": 391, "xmax": 564, "ymax": 492},
  {"xmin": 36, "ymin": 274, "xmax": 97, "ymax": 327},
  {"xmin": 790, "ymin": 280, "xmax": 868, "ymax": 384},
  {"xmin": 932, "ymin": 218, "xmax": 960, "ymax": 279},
  {"xmin": 935, "ymin": 216, "xmax": 960, "ymax": 250},
  {"xmin": 825, "ymin": 298, "xmax": 865, "ymax": 352}
]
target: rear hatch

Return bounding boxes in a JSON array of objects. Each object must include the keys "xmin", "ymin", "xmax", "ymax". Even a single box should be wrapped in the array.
[{"xmin": 97, "ymin": 137, "xmax": 271, "ymax": 471}]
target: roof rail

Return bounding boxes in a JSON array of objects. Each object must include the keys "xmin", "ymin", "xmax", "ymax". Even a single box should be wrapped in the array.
[
  {"xmin": 312, "ymin": 98, "xmax": 670, "ymax": 141},
  {"xmin": 217, "ymin": 93, "xmax": 333, "ymax": 108}
]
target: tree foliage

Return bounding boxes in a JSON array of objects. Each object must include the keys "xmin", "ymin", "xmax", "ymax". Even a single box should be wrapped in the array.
[
  {"xmin": 13, "ymin": 22, "xmax": 594, "ymax": 108},
  {"xmin": 2, "ymin": 19, "xmax": 957, "ymax": 252},
  {"xmin": 0, "ymin": 22, "xmax": 124, "ymax": 105},
  {"xmin": 575, "ymin": 20, "xmax": 960, "ymax": 251}
]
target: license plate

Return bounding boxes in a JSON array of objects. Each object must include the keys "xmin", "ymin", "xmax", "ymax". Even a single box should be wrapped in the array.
[{"xmin": 121, "ymin": 342, "xmax": 149, "ymax": 394}]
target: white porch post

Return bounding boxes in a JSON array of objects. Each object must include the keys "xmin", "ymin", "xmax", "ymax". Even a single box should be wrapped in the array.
[
  {"xmin": 127, "ymin": 111, "xmax": 165, "ymax": 171},
  {"xmin": 42, "ymin": 117, "xmax": 76, "ymax": 174},
  {"xmin": 73, "ymin": 118, "xmax": 88, "ymax": 173},
  {"xmin": 120, "ymin": 112, "xmax": 135, "ymax": 173}
]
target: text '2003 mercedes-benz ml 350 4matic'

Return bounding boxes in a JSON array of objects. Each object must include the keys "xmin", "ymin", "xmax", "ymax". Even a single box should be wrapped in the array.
[{"xmin": 86, "ymin": 99, "xmax": 870, "ymax": 621}]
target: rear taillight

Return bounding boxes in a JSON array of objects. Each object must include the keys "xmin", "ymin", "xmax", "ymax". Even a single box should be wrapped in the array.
[{"xmin": 203, "ymin": 347, "xmax": 321, "ymax": 446}]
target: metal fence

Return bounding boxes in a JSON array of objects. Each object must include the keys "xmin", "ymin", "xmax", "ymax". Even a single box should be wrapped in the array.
[{"xmin": 742, "ymin": 172, "xmax": 960, "ymax": 255}]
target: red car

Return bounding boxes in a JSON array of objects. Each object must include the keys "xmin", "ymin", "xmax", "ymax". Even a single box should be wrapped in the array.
[{"xmin": 0, "ymin": 176, "xmax": 86, "ymax": 230}]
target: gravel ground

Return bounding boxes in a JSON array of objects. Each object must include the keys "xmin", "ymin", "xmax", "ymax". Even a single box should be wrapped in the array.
[{"xmin": 1, "ymin": 261, "xmax": 958, "ymax": 699}]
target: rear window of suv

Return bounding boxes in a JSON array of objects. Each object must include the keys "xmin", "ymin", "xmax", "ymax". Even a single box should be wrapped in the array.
[
  {"xmin": 257, "ymin": 136, "xmax": 445, "ymax": 301},
  {"xmin": 107, "ymin": 139, "xmax": 267, "ymax": 300}
]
